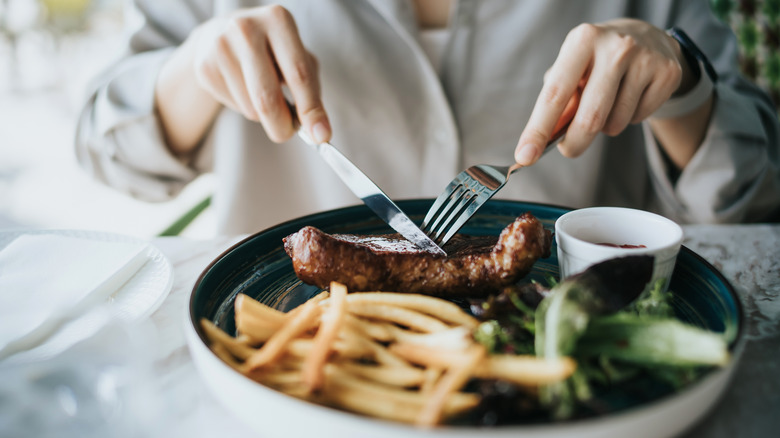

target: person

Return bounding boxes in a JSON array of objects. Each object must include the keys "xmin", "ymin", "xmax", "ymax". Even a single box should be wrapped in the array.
[{"xmin": 75, "ymin": 0, "xmax": 780, "ymax": 235}]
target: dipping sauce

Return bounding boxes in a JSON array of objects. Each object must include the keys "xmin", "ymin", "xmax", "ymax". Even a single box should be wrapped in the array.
[{"xmin": 597, "ymin": 243, "xmax": 647, "ymax": 249}]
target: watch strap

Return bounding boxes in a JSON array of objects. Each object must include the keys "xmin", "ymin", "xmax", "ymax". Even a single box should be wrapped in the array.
[
  {"xmin": 668, "ymin": 27, "xmax": 718, "ymax": 83},
  {"xmin": 651, "ymin": 27, "xmax": 717, "ymax": 119}
]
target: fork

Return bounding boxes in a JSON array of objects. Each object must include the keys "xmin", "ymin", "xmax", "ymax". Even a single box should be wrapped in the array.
[{"xmin": 421, "ymin": 95, "xmax": 579, "ymax": 247}]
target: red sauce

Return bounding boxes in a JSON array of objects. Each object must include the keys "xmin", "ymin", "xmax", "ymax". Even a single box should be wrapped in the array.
[{"xmin": 597, "ymin": 243, "xmax": 647, "ymax": 249}]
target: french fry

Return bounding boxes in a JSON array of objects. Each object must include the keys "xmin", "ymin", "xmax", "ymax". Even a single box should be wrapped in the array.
[
  {"xmin": 235, "ymin": 293, "xmax": 287, "ymax": 326},
  {"xmin": 352, "ymin": 330, "xmax": 416, "ymax": 369},
  {"xmin": 335, "ymin": 361, "xmax": 426, "ymax": 387},
  {"xmin": 206, "ymin": 283, "xmax": 579, "ymax": 428},
  {"xmin": 344, "ymin": 314, "xmax": 395, "ymax": 342},
  {"xmin": 389, "ymin": 343, "xmax": 471, "ymax": 369},
  {"xmin": 234, "ymin": 294, "xmax": 288, "ymax": 343},
  {"xmin": 285, "ymin": 336, "xmax": 371, "ymax": 360},
  {"xmin": 385, "ymin": 325, "xmax": 472, "ymax": 350},
  {"xmin": 348, "ymin": 302, "xmax": 450, "ymax": 333},
  {"xmin": 420, "ymin": 367, "xmax": 443, "ymax": 395},
  {"xmin": 303, "ymin": 282, "xmax": 348, "ymax": 392},
  {"xmin": 243, "ymin": 298, "xmax": 322, "ymax": 371},
  {"xmin": 307, "ymin": 290, "xmax": 330, "ymax": 304},
  {"xmin": 321, "ymin": 364, "xmax": 479, "ymax": 423},
  {"xmin": 417, "ymin": 344, "xmax": 486, "ymax": 427},
  {"xmin": 234, "ymin": 313, "xmax": 278, "ymax": 343},
  {"xmin": 476, "ymin": 355, "xmax": 577, "ymax": 385},
  {"xmin": 257, "ymin": 369, "xmax": 303, "ymax": 387},
  {"xmin": 210, "ymin": 342, "xmax": 243, "ymax": 369},
  {"xmin": 243, "ymin": 352, "xmax": 305, "ymax": 384},
  {"xmin": 277, "ymin": 383, "xmax": 313, "ymax": 399},
  {"xmin": 391, "ymin": 343, "xmax": 576, "ymax": 386},
  {"xmin": 346, "ymin": 292, "xmax": 479, "ymax": 328},
  {"xmin": 201, "ymin": 319, "xmax": 256, "ymax": 360},
  {"xmin": 235, "ymin": 292, "xmax": 327, "ymax": 342}
]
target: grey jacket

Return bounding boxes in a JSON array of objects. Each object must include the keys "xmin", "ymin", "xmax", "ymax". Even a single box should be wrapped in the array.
[{"xmin": 75, "ymin": 0, "xmax": 780, "ymax": 234}]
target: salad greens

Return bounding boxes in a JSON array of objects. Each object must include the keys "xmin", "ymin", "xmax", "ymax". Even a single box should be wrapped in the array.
[
  {"xmin": 577, "ymin": 314, "xmax": 730, "ymax": 367},
  {"xmin": 469, "ymin": 255, "xmax": 729, "ymax": 423}
]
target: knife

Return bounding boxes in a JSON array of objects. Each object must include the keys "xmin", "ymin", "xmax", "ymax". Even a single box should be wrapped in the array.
[{"xmin": 297, "ymin": 130, "xmax": 446, "ymax": 256}]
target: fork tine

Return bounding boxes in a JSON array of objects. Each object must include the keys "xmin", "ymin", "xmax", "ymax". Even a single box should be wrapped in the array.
[
  {"xmin": 425, "ymin": 185, "xmax": 469, "ymax": 235},
  {"xmin": 422, "ymin": 180, "xmax": 462, "ymax": 226},
  {"xmin": 422, "ymin": 182, "xmax": 465, "ymax": 230},
  {"xmin": 422, "ymin": 164, "xmax": 519, "ymax": 247},
  {"xmin": 438, "ymin": 196, "xmax": 483, "ymax": 245},
  {"xmin": 430, "ymin": 194, "xmax": 478, "ymax": 244}
]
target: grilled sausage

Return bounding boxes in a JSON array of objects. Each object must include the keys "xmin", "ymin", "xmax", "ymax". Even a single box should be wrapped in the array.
[{"xmin": 283, "ymin": 213, "xmax": 552, "ymax": 297}]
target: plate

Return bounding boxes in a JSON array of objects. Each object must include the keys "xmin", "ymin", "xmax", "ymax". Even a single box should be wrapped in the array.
[
  {"xmin": 186, "ymin": 200, "xmax": 744, "ymax": 438},
  {"xmin": 0, "ymin": 229, "xmax": 173, "ymax": 364}
]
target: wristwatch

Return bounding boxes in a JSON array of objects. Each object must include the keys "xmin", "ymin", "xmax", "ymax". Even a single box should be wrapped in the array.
[{"xmin": 651, "ymin": 27, "xmax": 718, "ymax": 119}]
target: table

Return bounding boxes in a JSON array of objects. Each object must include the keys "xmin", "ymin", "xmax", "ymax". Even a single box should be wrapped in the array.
[{"xmin": 5, "ymin": 225, "xmax": 779, "ymax": 437}]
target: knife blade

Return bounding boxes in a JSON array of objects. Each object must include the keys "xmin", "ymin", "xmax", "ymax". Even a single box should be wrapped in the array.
[{"xmin": 298, "ymin": 131, "xmax": 446, "ymax": 256}]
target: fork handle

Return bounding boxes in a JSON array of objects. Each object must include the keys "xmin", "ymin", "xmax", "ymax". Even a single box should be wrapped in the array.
[
  {"xmin": 510, "ymin": 89, "xmax": 580, "ymax": 174},
  {"xmin": 548, "ymin": 86, "xmax": 581, "ymax": 146}
]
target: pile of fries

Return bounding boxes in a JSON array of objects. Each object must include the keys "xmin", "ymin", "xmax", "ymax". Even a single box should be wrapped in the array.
[{"xmin": 201, "ymin": 282, "xmax": 576, "ymax": 427}]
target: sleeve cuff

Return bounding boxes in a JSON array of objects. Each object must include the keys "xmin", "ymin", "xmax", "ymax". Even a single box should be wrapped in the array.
[
  {"xmin": 650, "ymin": 58, "xmax": 715, "ymax": 119},
  {"xmin": 644, "ymin": 83, "xmax": 769, "ymax": 223},
  {"xmin": 91, "ymin": 48, "xmax": 199, "ymax": 178}
]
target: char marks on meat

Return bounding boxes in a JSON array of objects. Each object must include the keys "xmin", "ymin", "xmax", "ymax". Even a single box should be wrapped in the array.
[{"xmin": 282, "ymin": 213, "xmax": 552, "ymax": 297}]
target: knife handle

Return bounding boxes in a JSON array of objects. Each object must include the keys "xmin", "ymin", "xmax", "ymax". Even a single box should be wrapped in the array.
[
  {"xmin": 286, "ymin": 100, "xmax": 322, "ymax": 147},
  {"xmin": 286, "ymin": 99, "xmax": 302, "ymax": 132}
]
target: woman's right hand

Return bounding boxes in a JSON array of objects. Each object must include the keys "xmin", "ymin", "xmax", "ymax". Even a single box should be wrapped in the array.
[
  {"xmin": 192, "ymin": 5, "xmax": 330, "ymax": 143},
  {"xmin": 157, "ymin": 5, "xmax": 330, "ymax": 154}
]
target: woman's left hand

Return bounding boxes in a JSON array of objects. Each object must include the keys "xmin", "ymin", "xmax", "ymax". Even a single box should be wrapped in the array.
[{"xmin": 515, "ymin": 18, "xmax": 698, "ymax": 166}]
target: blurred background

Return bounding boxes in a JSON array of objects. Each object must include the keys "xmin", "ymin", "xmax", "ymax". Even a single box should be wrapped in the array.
[
  {"xmin": 0, "ymin": 0, "xmax": 215, "ymax": 239},
  {"xmin": 0, "ymin": 0, "xmax": 777, "ymax": 240}
]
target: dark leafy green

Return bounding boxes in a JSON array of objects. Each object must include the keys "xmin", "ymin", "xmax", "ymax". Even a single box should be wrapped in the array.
[
  {"xmin": 535, "ymin": 255, "xmax": 654, "ymax": 359},
  {"xmin": 469, "ymin": 255, "xmax": 729, "ymax": 423}
]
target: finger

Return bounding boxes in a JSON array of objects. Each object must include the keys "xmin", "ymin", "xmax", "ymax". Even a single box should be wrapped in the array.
[
  {"xmin": 193, "ymin": 30, "xmax": 248, "ymax": 116},
  {"xmin": 194, "ymin": 52, "xmax": 234, "ymax": 109},
  {"xmin": 602, "ymin": 63, "xmax": 652, "ymax": 136},
  {"xmin": 515, "ymin": 24, "xmax": 596, "ymax": 165},
  {"xmin": 265, "ymin": 6, "xmax": 330, "ymax": 143},
  {"xmin": 558, "ymin": 39, "xmax": 630, "ymax": 158},
  {"xmin": 631, "ymin": 58, "xmax": 681, "ymax": 122},
  {"xmin": 213, "ymin": 34, "xmax": 261, "ymax": 122},
  {"xmin": 551, "ymin": 84, "xmax": 582, "ymax": 141},
  {"xmin": 191, "ymin": 21, "xmax": 235, "ymax": 108},
  {"xmin": 227, "ymin": 15, "xmax": 295, "ymax": 142}
]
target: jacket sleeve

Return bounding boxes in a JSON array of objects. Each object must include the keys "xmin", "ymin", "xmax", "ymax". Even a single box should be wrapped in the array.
[
  {"xmin": 74, "ymin": 0, "xmax": 213, "ymax": 202},
  {"xmin": 642, "ymin": 0, "xmax": 780, "ymax": 223}
]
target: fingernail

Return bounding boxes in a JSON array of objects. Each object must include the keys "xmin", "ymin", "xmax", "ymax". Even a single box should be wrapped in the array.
[
  {"xmin": 312, "ymin": 121, "xmax": 330, "ymax": 144},
  {"xmin": 515, "ymin": 143, "xmax": 539, "ymax": 165}
]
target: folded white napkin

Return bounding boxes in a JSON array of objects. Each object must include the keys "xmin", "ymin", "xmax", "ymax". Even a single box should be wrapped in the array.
[{"xmin": 0, "ymin": 234, "xmax": 150, "ymax": 360}]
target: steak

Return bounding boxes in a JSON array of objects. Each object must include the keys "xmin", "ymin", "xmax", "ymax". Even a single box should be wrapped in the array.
[{"xmin": 282, "ymin": 213, "xmax": 552, "ymax": 297}]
